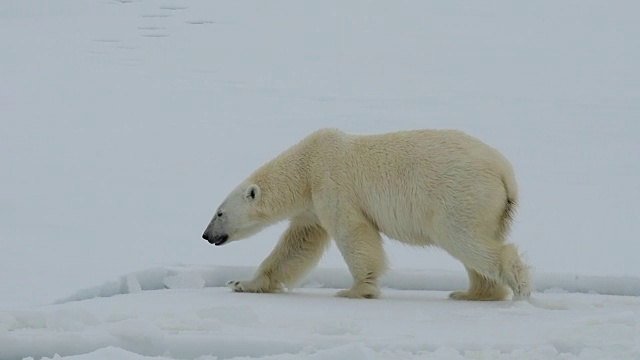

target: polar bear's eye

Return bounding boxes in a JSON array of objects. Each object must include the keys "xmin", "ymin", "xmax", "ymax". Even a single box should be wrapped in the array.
[{"xmin": 217, "ymin": 211, "xmax": 223, "ymax": 218}]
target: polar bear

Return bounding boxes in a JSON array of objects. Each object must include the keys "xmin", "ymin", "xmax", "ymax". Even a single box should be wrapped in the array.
[{"xmin": 202, "ymin": 128, "xmax": 530, "ymax": 300}]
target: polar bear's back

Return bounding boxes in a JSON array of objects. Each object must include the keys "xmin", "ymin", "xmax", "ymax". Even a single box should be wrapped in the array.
[
  {"xmin": 351, "ymin": 129, "xmax": 514, "ymax": 179},
  {"xmin": 309, "ymin": 129, "xmax": 517, "ymax": 247}
]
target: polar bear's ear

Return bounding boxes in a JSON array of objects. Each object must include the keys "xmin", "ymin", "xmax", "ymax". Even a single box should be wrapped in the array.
[{"xmin": 244, "ymin": 184, "xmax": 261, "ymax": 202}]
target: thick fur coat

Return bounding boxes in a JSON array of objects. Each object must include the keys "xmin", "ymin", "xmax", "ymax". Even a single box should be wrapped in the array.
[{"xmin": 203, "ymin": 128, "xmax": 530, "ymax": 300}]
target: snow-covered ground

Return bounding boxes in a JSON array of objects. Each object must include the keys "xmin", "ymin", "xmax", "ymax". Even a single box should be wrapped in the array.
[
  {"xmin": 3, "ymin": 266, "xmax": 640, "ymax": 360},
  {"xmin": 1, "ymin": 0, "xmax": 639, "ymax": 359}
]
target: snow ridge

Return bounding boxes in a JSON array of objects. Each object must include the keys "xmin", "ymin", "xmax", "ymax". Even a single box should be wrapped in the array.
[{"xmin": 55, "ymin": 266, "xmax": 640, "ymax": 304}]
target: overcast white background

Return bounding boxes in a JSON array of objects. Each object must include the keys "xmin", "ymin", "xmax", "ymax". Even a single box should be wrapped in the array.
[{"xmin": 1, "ymin": 0, "xmax": 639, "ymax": 309}]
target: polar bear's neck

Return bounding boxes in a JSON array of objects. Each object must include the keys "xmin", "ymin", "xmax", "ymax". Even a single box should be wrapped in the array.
[{"xmin": 249, "ymin": 145, "xmax": 311, "ymax": 220}]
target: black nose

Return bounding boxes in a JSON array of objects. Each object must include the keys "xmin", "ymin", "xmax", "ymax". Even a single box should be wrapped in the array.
[{"xmin": 202, "ymin": 232, "xmax": 210, "ymax": 241}]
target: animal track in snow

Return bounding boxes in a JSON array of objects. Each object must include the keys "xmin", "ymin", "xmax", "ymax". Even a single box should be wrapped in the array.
[
  {"xmin": 159, "ymin": 6, "xmax": 188, "ymax": 11},
  {"xmin": 185, "ymin": 20, "xmax": 216, "ymax": 25},
  {"xmin": 141, "ymin": 14, "xmax": 171, "ymax": 18},
  {"xmin": 142, "ymin": 33, "xmax": 170, "ymax": 38},
  {"xmin": 116, "ymin": 45, "xmax": 140, "ymax": 50}
]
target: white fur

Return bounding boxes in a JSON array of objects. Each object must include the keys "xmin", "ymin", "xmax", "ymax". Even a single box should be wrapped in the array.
[{"xmin": 203, "ymin": 128, "xmax": 530, "ymax": 300}]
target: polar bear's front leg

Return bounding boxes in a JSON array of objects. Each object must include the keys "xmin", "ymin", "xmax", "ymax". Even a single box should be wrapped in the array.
[
  {"xmin": 227, "ymin": 216, "xmax": 330, "ymax": 294},
  {"xmin": 227, "ymin": 276, "xmax": 283, "ymax": 293},
  {"xmin": 333, "ymin": 219, "xmax": 388, "ymax": 299}
]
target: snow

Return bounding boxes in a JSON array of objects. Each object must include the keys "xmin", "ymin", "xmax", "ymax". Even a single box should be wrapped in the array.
[
  {"xmin": 52, "ymin": 266, "xmax": 640, "ymax": 304},
  {"xmin": 1, "ymin": 0, "xmax": 639, "ymax": 359},
  {"xmin": 3, "ymin": 266, "xmax": 640, "ymax": 360}
]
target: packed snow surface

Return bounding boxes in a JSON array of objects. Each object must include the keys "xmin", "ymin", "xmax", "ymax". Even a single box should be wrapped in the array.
[
  {"xmin": 3, "ymin": 266, "xmax": 640, "ymax": 360},
  {"xmin": 1, "ymin": 0, "xmax": 639, "ymax": 359}
]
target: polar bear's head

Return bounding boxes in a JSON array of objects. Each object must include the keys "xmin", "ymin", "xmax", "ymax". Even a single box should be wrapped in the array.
[{"xmin": 202, "ymin": 182, "xmax": 266, "ymax": 246}]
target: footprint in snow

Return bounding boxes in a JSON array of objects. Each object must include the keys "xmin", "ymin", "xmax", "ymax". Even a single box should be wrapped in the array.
[
  {"xmin": 141, "ymin": 14, "xmax": 171, "ymax": 18},
  {"xmin": 159, "ymin": 5, "xmax": 188, "ymax": 11},
  {"xmin": 185, "ymin": 20, "xmax": 217, "ymax": 25},
  {"xmin": 142, "ymin": 33, "xmax": 170, "ymax": 38},
  {"xmin": 139, "ymin": 25, "xmax": 169, "ymax": 38},
  {"xmin": 116, "ymin": 45, "xmax": 140, "ymax": 50}
]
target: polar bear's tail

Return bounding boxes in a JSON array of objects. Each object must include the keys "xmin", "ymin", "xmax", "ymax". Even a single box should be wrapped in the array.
[{"xmin": 498, "ymin": 171, "xmax": 519, "ymax": 241}]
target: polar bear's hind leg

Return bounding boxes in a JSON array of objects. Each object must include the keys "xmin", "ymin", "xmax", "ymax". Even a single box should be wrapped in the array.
[
  {"xmin": 443, "ymin": 236, "xmax": 530, "ymax": 301},
  {"xmin": 449, "ymin": 267, "xmax": 509, "ymax": 301}
]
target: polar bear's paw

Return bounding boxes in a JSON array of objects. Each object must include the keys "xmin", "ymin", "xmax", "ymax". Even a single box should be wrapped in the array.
[
  {"xmin": 448, "ymin": 290, "xmax": 502, "ymax": 301},
  {"xmin": 335, "ymin": 283, "xmax": 380, "ymax": 299},
  {"xmin": 226, "ymin": 279, "xmax": 282, "ymax": 293},
  {"xmin": 448, "ymin": 288, "xmax": 509, "ymax": 301},
  {"xmin": 448, "ymin": 291, "xmax": 471, "ymax": 300}
]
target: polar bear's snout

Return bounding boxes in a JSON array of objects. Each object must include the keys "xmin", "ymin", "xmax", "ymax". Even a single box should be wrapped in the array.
[
  {"xmin": 202, "ymin": 231, "xmax": 229, "ymax": 246},
  {"xmin": 212, "ymin": 234, "xmax": 229, "ymax": 246}
]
